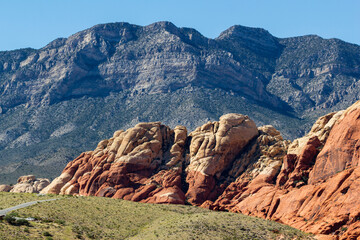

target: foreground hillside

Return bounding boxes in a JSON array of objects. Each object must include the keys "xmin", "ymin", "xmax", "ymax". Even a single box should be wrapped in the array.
[
  {"xmin": 0, "ymin": 192, "xmax": 312, "ymax": 240},
  {"xmin": 1, "ymin": 21, "xmax": 360, "ymax": 183}
]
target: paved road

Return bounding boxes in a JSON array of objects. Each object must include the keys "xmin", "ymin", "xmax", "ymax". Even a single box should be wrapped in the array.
[{"xmin": 0, "ymin": 198, "xmax": 59, "ymax": 216}]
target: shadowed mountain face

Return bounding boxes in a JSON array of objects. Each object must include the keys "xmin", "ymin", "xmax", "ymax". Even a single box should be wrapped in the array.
[{"xmin": 0, "ymin": 21, "xmax": 359, "ymax": 183}]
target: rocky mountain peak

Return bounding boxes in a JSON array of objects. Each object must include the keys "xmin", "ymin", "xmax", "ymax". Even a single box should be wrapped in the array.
[
  {"xmin": 217, "ymin": 25, "xmax": 276, "ymax": 43},
  {"xmin": 217, "ymin": 25, "xmax": 281, "ymax": 55}
]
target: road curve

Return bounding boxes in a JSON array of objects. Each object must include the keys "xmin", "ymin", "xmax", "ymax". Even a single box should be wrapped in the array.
[{"xmin": 0, "ymin": 198, "xmax": 59, "ymax": 216}]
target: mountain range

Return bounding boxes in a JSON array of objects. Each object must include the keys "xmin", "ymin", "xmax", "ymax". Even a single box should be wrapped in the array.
[{"xmin": 0, "ymin": 21, "xmax": 360, "ymax": 183}]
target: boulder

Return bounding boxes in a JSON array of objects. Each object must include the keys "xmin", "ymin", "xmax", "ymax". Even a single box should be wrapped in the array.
[
  {"xmin": 9, "ymin": 175, "xmax": 50, "ymax": 193},
  {"xmin": 17, "ymin": 175, "xmax": 36, "ymax": 183},
  {"xmin": 0, "ymin": 184, "xmax": 12, "ymax": 192}
]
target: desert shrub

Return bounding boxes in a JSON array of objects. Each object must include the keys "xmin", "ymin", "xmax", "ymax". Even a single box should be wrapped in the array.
[
  {"xmin": 4, "ymin": 215, "xmax": 17, "ymax": 225},
  {"xmin": 4, "ymin": 215, "xmax": 30, "ymax": 226},
  {"xmin": 43, "ymin": 231, "xmax": 52, "ymax": 236}
]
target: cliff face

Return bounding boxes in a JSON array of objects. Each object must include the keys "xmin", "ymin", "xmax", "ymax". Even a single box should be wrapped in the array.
[
  {"xmin": 42, "ymin": 101, "xmax": 360, "ymax": 239},
  {"xmin": 41, "ymin": 114, "xmax": 260, "ymax": 204},
  {"xmin": 1, "ymin": 21, "xmax": 360, "ymax": 183},
  {"xmin": 206, "ymin": 101, "xmax": 360, "ymax": 239}
]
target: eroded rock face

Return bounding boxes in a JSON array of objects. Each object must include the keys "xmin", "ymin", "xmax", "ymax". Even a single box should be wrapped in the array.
[
  {"xmin": 2, "ymin": 175, "xmax": 50, "ymax": 193},
  {"xmin": 42, "ymin": 114, "xmax": 258, "ymax": 206},
  {"xmin": 287, "ymin": 110, "xmax": 343, "ymax": 155},
  {"xmin": 202, "ymin": 124, "xmax": 289, "ymax": 211},
  {"xmin": 42, "ymin": 121, "xmax": 188, "ymax": 204},
  {"xmin": 202, "ymin": 101, "xmax": 360, "ymax": 239},
  {"xmin": 43, "ymin": 105, "xmax": 360, "ymax": 238},
  {"xmin": 185, "ymin": 114, "xmax": 258, "ymax": 205},
  {"xmin": 309, "ymin": 101, "xmax": 360, "ymax": 184},
  {"xmin": 0, "ymin": 184, "xmax": 12, "ymax": 192}
]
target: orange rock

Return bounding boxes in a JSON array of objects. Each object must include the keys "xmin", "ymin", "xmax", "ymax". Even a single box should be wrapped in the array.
[
  {"xmin": 205, "ymin": 103, "xmax": 360, "ymax": 239},
  {"xmin": 185, "ymin": 114, "xmax": 258, "ymax": 205},
  {"xmin": 42, "ymin": 122, "xmax": 187, "ymax": 205},
  {"xmin": 309, "ymin": 101, "xmax": 360, "ymax": 184},
  {"xmin": 42, "ymin": 106, "xmax": 360, "ymax": 239}
]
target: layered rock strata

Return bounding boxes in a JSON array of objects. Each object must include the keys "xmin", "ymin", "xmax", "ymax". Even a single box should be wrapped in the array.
[{"xmin": 43, "ymin": 103, "xmax": 360, "ymax": 238}]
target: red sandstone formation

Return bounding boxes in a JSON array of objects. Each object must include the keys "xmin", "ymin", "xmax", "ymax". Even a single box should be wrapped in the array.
[
  {"xmin": 43, "ymin": 102, "xmax": 360, "ymax": 239},
  {"xmin": 204, "ymin": 101, "xmax": 360, "ymax": 239},
  {"xmin": 185, "ymin": 114, "xmax": 259, "ymax": 205},
  {"xmin": 43, "ymin": 114, "xmax": 258, "ymax": 205}
]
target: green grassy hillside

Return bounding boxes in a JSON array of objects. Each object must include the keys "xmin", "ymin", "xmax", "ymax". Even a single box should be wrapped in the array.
[{"xmin": 0, "ymin": 193, "xmax": 313, "ymax": 240}]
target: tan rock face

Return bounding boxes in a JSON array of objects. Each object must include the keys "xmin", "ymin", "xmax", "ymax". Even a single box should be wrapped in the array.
[
  {"xmin": 43, "ymin": 114, "xmax": 258, "ymax": 206},
  {"xmin": 42, "ymin": 122, "xmax": 188, "ymax": 204},
  {"xmin": 287, "ymin": 110, "xmax": 343, "ymax": 155},
  {"xmin": 203, "ymin": 124, "xmax": 289, "ymax": 211},
  {"xmin": 0, "ymin": 184, "xmax": 12, "ymax": 192},
  {"xmin": 185, "ymin": 114, "xmax": 258, "ymax": 205},
  {"xmin": 43, "ymin": 106, "xmax": 360, "ymax": 239},
  {"xmin": 17, "ymin": 175, "xmax": 36, "ymax": 183},
  {"xmin": 7, "ymin": 176, "xmax": 50, "ymax": 193}
]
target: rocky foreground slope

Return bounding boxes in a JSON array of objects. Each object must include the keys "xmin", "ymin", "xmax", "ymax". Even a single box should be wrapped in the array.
[
  {"xmin": 1, "ymin": 21, "xmax": 360, "ymax": 183},
  {"xmin": 42, "ymin": 101, "xmax": 360, "ymax": 239}
]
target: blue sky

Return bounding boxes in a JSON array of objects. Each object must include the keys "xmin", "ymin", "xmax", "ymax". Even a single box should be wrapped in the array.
[{"xmin": 1, "ymin": 0, "xmax": 359, "ymax": 51}]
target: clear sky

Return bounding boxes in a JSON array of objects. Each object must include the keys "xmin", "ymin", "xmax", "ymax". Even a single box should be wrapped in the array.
[{"xmin": 1, "ymin": 0, "xmax": 359, "ymax": 51}]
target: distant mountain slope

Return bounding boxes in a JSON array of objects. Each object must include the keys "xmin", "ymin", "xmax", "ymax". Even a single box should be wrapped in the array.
[{"xmin": 0, "ymin": 21, "xmax": 359, "ymax": 183}]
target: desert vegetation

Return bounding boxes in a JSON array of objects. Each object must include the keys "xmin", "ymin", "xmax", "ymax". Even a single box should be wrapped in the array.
[{"xmin": 0, "ymin": 192, "xmax": 313, "ymax": 239}]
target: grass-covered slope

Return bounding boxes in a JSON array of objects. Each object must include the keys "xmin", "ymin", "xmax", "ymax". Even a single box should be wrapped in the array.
[
  {"xmin": 0, "ymin": 193, "xmax": 313, "ymax": 240},
  {"xmin": 0, "ymin": 192, "xmax": 58, "ymax": 210}
]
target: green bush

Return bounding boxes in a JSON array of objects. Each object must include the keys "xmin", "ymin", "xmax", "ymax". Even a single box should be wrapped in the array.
[
  {"xmin": 3, "ymin": 215, "xmax": 30, "ymax": 226},
  {"xmin": 4, "ymin": 215, "xmax": 16, "ymax": 225},
  {"xmin": 43, "ymin": 231, "xmax": 52, "ymax": 237}
]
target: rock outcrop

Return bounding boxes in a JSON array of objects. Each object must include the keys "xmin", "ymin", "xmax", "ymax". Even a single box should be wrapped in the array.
[
  {"xmin": 185, "ymin": 114, "xmax": 258, "ymax": 205},
  {"xmin": 42, "ymin": 122, "xmax": 187, "ymax": 204},
  {"xmin": 0, "ymin": 184, "xmax": 12, "ymax": 192},
  {"xmin": 43, "ymin": 102, "xmax": 360, "ymax": 239},
  {"xmin": 0, "ymin": 175, "xmax": 50, "ymax": 193},
  {"xmin": 203, "ymin": 102, "xmax": 360, "ymax": 239},
  {"xmin": 42, "ymin": 114, "xmax": 259, "ymax": 206}
]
